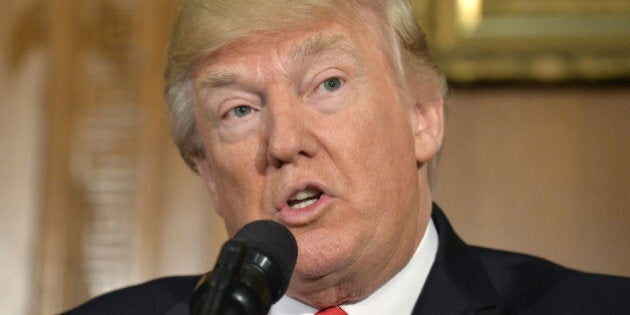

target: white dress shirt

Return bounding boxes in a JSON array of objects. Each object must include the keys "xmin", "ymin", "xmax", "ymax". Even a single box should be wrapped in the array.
[{"xmin": 270, "ymin": 219, "xmax": 439, "ymax": 315}]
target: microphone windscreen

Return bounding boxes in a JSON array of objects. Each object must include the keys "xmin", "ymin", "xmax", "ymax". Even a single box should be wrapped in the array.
[{"xmin": 233, "ymin": 220, "xmax": 298, "ymax": 300}]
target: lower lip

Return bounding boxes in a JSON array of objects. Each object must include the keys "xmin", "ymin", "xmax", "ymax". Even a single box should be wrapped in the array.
[{"xmin": 276, "ymin": 194, "xmax": 331, "ymax": 226}]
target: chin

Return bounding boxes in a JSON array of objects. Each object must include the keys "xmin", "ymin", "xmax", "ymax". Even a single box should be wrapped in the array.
[
  {"xmin": 286, "ymin": 274, "xmax": 362, "ymax": 310},
  {"xmin": 292, "ymin": 255, "xmax": 341, "ymax": 280}
]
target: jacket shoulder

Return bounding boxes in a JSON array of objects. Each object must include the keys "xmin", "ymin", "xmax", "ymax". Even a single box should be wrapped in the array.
[
  {"xmin": 61, "ymin": 275, "xmax": 200, "ymax": 315},
  {"xmin": 471, "ymin": 246, "xmax": 630, "ymax": 313}
]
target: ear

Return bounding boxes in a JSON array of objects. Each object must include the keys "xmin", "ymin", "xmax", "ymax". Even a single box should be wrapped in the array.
[
  {"xmin": 193, "ymin": 156, "xmax": 223, "ymax": 217},
  {"xmin": 408, "ymin": 89, "xmax": 445, "ymax": 165}
]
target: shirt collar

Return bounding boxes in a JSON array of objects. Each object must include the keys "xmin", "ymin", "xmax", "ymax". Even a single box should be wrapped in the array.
[{"xmin": 270, "ymin": 219, "xmax": 439, "ymax": 315}]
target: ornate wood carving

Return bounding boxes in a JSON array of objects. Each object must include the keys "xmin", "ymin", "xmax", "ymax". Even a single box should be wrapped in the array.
[{"xmin": 39, "ymin": 1, "xmax": 173, "ymax": 313}]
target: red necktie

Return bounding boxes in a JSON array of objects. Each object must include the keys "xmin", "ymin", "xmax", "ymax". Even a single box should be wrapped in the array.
[{"xmin": 315, "ymin": 306, "xmax": 347, "ymax": 315}]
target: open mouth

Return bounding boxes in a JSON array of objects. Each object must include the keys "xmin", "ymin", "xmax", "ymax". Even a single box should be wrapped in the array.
[{"xmin": 287, "ymin": 187, "xmax": 323, "ymax": 210}]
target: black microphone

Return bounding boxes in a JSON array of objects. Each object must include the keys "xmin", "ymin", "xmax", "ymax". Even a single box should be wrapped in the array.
[{"xmin": 190, "ymin": 220, "xmax": 298, "ymax": 315}]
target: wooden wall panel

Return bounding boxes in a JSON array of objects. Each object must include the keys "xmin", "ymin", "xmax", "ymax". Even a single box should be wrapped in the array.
[{"xmin": 0, "ymin": 2, "xmax": 48, "ymax": 314}]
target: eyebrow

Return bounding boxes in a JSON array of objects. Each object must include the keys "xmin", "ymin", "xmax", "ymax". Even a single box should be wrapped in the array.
[
  {"xmin": 291, "ymin": 33, "xmax": 357, "ymax": 62},
  {"xmin": 197, "ymin": 70, "xmax": 239, "ymax": 90},
  {"xmin": 197, "ymin": 34, "xmax": 358, "ymax": 90}
]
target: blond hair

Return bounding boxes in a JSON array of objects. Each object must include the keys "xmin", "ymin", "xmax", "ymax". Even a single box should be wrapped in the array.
[{"xmin": 164, "ymin": 0, "xmax": 446, "ymax": 170}]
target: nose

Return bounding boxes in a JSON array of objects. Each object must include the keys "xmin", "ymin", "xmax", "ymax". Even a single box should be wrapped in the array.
[{"xmin": 263, "ymin": 95, "xmax": 318, "ymax": 168}]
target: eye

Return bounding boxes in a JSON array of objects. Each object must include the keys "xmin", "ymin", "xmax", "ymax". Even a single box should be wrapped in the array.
[
  {"xmin": 225, "ymin": 105, "xmax": 254, "ymax": 119},
  {"xmin": 321, "ymin": 77, "xmax": 343, "ymax": 92}
]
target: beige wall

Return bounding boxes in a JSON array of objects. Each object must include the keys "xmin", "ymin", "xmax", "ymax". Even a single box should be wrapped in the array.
[
  {"xmin": 433, "ymin": 85, "xmax": 629, "ymax": 276},
  {"xmin": 0, "ymin": 1, "xmax": 628, "ymax": 314}
]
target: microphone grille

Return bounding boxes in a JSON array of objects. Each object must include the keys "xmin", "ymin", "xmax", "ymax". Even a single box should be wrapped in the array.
[{"xmin": 233, "ymin": 220, "xmax": 298, "ymax": 299}]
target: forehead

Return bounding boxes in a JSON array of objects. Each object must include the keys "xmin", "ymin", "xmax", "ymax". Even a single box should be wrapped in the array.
[{"xmin": 194, "ymin": 12, "xmax": 388, "ymax": 74}]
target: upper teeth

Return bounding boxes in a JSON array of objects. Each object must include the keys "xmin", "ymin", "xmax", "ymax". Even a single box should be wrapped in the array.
[
  {"xmin": 288, "ymin": 187, "xmax": 321, "ymax": 209},
  {"xmin": 291, "ymin": 188, "xmax": 320, "ymax": 200}
]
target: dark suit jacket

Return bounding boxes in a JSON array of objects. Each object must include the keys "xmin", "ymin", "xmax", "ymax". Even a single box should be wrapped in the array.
[{"xmin": 63, "ymin": 204, "xmax": 630, "ymax": 314}]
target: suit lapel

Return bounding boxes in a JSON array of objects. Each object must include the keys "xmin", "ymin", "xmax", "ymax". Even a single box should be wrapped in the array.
[
  {"xmin": 164, "ymin": 278, "xmax": 199, "ymax": 315},
  {"xmin": 412, "ymin": 204, "xmax": 499, "ymax": 314},
  {"xmin": 165, "ymin": 301, "xmax": 191, "ymax": 315}
]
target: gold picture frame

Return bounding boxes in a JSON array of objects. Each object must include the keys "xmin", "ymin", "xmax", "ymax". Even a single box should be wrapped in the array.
[{"xmin": 413, "ymin": 0, "xmax": 630, "ymax": 82}]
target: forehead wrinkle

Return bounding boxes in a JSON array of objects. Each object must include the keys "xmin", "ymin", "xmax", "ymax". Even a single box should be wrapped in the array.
[{"xmin": 198, "ymin": 33, "xmax": 358, "ymax": 90}]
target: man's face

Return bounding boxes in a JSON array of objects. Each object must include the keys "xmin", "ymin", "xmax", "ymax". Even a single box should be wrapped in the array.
[{"xmin": 191, "ymin": 15, "xmax": 441, "ymax": 306}]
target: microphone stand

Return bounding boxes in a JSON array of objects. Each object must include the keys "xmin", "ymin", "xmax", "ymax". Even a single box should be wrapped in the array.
[{"xmin": 191, "ymin": 240, "xmax": 272, "ymax": 315}]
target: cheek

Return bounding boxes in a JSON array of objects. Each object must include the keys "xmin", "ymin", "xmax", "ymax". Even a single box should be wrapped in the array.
[
  {"xmin": 204, "ymin": 139, "xmax": 266, "ymax": 233},
  {"xmin": 329, "ymin": 93, "xmax": 419, "ymax": 213},
  {"xmin": 335, "ymin": 94, "xmax": 415, "ymax": 171}
]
